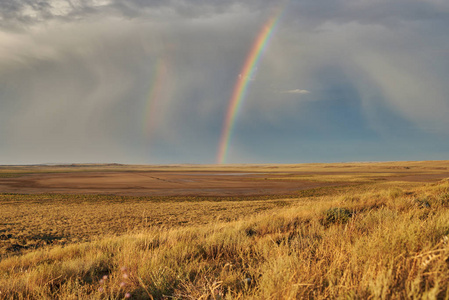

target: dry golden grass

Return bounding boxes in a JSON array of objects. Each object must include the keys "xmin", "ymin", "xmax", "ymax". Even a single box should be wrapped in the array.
[
  {"xmin": 1, "ymin": 163, "xmax": 449, "ymax": 299},
  {"xmin": 0, "ymin": 193, "xmax": 296, "ymax": 257}
]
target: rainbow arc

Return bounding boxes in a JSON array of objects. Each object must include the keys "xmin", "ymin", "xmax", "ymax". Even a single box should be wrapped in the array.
[{"xmin": 216, "ymin": 9, "xmax": 284, "ymax": 164}]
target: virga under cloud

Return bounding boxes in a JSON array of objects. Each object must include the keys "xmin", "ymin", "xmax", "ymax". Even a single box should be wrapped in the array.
[{"xmin": 1, "ymin": 0, "xmax": 449, "ymax": 164}]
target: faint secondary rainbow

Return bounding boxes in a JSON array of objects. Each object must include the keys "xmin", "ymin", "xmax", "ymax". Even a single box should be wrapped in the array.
[
  {"xmin": 217, "ymin": 9, "xmax": 284, "ymax": 164},
  {"xmin": 144, "ymin": 57, "xmax": 169, "ymax": 137}
]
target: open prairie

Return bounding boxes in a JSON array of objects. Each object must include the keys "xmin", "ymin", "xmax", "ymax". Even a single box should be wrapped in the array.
[
  {"xmin": 2, "ymin": 161, "xmax": 449, "ymax": 299},
  {"xmin": 1, "ymin": 160, "xmax": 448, "ymax": 196}
]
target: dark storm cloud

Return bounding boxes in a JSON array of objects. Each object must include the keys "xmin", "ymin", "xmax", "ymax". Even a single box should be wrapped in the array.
[
  {"xmin": 283, "ymin": 0, "xmax": 449, "ymax": 28},
  {"xmin": 0, "ymin": 0, "xmax": 261, "ymax": 29},
  {"xmin": 3, "ymin": 0, "xmax": 449, "ymax": 29},
  {"xmin": 0, "ymin": 0, "xmax": 448, "ymax": 164}
]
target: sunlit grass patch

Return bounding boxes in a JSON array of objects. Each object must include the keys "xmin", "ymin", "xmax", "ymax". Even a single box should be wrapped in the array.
[
  {"xmin": 262, "ymin": 172, "xmax": 411, "ymax": 183},
  {"xmin": 1, "ymin": 177, "xmax": 449, "ymax": 298}
]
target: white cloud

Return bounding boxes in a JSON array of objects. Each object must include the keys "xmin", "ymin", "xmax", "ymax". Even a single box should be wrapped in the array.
[{"xmin": 281, "ymin": 89, "xmax": 311, "ymax": 94}]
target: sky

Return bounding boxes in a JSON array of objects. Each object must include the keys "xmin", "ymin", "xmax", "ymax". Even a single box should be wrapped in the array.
[{"xmin": 1, "ymin": 0, "xmax": 449, "ymax": 165}]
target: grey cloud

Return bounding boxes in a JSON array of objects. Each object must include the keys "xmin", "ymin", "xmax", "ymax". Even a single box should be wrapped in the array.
[
  {"xmin": 0, "ymin": 0, "xmax": 54, "ymax": 25},
  {"xmin": 283, "ymin": 0, "xmax": 449, "ymax": 29},
  {"xmin": 3, "ymin": 0, "xmax": 449, "ymax": 31},
  {"xmin": 0, "ymin": 0, "xmax": 264, "ymax": 29},
  {"xmin": 0, "ymin": 0, "xmax": 448, "ymax": 164}
]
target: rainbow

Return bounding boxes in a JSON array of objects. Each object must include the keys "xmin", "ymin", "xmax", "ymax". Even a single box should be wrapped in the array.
[
  {"xmin": 216, "ymin": 9, "xmax": 284, "ymax": 164},
  {"xmin": 144, "ymin": 57, "xmax": 169, "ymax": 138}
]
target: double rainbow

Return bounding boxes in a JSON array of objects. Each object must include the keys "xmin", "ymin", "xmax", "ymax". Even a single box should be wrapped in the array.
[{"xmin": 216, "ymin": 9, "xmax": 284, "ymax": 164}]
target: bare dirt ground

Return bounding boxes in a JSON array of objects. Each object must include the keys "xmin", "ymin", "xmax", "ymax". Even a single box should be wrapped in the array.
[
  {"xmin": 0, "ymin": 161, "xmax": 448, "ymax": 196},
  {"xmin": 0, "ymin": 171, "xmax": 346, "ymax": 196}
]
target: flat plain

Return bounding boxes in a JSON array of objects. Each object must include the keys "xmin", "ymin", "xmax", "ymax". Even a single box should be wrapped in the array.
[{"xmin": 1, "ymin": 161, "xmax": 449, "ymax": 299}]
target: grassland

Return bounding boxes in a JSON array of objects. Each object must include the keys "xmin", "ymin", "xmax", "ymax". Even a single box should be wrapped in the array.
[{"xmin": 1, "ymin": 162, "xmax": 449, "ymax": 299}]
